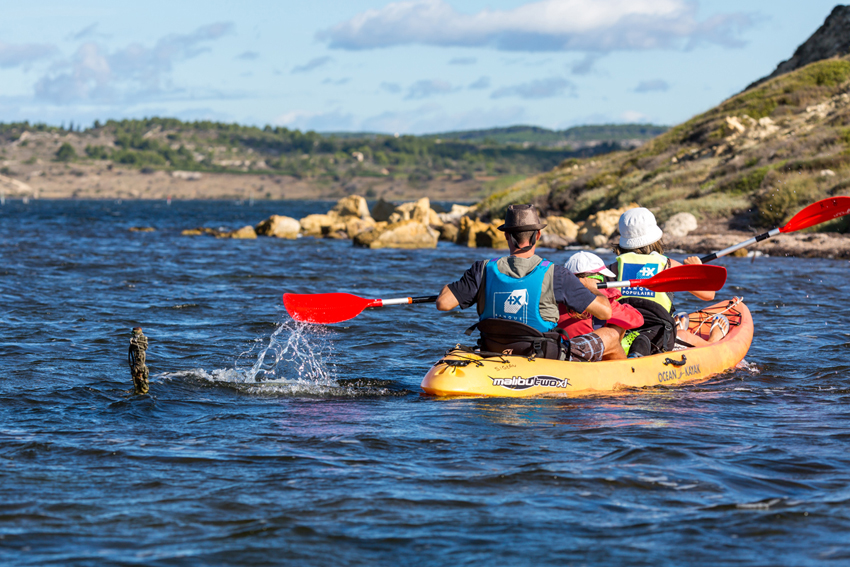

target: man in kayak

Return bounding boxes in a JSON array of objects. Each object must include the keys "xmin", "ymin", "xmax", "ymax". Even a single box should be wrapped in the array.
[{"xmin": 436, "ymin": 204, "xmax": 618, "ymax": 361}]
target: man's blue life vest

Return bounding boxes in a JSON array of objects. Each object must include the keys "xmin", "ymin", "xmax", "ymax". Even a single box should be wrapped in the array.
[{"xmin": 479, "ymin": 259, "xmax": 556, "ymax": 332}]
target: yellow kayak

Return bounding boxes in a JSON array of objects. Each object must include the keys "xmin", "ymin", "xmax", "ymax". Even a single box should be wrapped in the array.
[{"xmin": 421, "ymin": 298, "xmax": 753, "ymax": 397}]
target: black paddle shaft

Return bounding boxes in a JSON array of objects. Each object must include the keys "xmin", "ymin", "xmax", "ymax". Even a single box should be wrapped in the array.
[{"xmin": 411, "ymin": 295, "xmax": 440, "ymax": 304}]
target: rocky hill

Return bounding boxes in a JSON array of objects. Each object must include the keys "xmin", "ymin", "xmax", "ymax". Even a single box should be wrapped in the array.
[
  {"xmin": 477, "ymin": 54, "xmax": 850, "ymax": 234},
  {"xmin": 748, "ymin": 5, "xmax": 850, "ymax": 89}
]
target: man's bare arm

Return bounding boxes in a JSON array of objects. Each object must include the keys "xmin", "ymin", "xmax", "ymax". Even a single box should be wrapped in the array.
[
  {"xmin": 584, "ymin": 296, "xmax": 612, "ymax": 320},
  {"xmin": 436, "ymin": 285, "xmax": 459, "ymax": 311}
]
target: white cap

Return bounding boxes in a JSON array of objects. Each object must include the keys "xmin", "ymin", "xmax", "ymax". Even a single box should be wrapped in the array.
[
  {"xmin": 618, "ymin": 207, "xmax": 663, "ymax": 249},
  {"xmin": 565, "ymin": 251, "xmax": 616, "ymax": 277}
]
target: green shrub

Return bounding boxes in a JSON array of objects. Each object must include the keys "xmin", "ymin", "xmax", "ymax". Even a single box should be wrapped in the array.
[
  {"xmin": 85, "ymin": 145, "xmax": 110, "ymax": 160},
  {"xmin": 55, "ymin": 142, "xmax": 77, "ymax": 161},
  {"xmin": 720, "ymin": 167, "xmax": 769, "ymax": 195}
]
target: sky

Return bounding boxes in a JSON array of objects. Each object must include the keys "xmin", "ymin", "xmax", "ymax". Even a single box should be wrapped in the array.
[{"xmin": 0, "ymin": 0, "xmax": 844, "ymax": 134}]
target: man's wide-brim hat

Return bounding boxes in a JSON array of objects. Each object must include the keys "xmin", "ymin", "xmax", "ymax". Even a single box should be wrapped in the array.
[{"xmin": 498, "ymin": 204, "xmax": 548, "ymax": 232}]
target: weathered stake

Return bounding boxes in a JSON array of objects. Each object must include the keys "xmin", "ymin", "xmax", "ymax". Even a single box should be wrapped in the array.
[{"xmin": 129, "ymin": 327, "xmax": 149, "ymax": 394}]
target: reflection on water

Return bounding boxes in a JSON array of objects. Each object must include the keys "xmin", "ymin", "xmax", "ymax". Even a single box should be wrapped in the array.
[{"xmin": 2, "ymin": 200, "xmax": 850, "ymax": 565}]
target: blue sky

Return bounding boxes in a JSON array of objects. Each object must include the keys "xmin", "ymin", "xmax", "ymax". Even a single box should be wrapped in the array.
[{"xmin": 0, "ymin": 1, "xmax": 843, "ymax": 134}]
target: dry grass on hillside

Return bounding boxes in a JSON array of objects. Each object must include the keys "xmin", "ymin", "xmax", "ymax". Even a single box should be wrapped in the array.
[{"xmin": 479, "ymin": 57, "xmax": 850, "ymax": 231}]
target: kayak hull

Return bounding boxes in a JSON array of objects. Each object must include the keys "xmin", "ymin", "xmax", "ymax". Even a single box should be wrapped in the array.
[{"xmin": 421, "ymin": 299, "xmax": 753, "ymax": 397}]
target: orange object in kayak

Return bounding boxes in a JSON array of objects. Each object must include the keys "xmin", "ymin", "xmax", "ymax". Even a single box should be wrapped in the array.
[{"xmin": 421, "ymin": 298, "xmax": 753, "ymax": 397}]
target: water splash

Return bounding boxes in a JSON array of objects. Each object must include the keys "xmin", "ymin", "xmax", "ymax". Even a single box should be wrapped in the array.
[{"xmin": 160, "ymin": 321, "xmax": 408, "ymax": 397}]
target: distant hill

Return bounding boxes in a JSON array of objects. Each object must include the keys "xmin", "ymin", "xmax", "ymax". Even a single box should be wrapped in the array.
[
  {"xmin": 422, "ymin": 124, "xmax": 669, "ymax": 146},
  {"xmin": 477, "ymin": 55, "xmax": 850, "ymax": 230},
  {"xmin": 0, "ymin": 118, "xmax": 655, "ymax": 200}
]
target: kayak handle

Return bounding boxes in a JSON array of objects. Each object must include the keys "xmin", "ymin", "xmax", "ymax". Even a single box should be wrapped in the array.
[{"xmin": 663, "ymin": 355, "xmax": 688, "ymax": 367}]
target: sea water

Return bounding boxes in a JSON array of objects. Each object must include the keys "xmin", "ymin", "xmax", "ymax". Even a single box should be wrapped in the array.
[{"xmin": 1, "ymin": 200, "xmax": 849, "ymax": 566}]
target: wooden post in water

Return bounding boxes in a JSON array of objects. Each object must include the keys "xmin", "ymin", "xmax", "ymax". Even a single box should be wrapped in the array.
[{"xmin": 129, "ymin": 327, "xmax": 149, "ymax": 394}]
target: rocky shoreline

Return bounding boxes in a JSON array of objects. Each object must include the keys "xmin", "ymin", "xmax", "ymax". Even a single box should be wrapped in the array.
[{"xmin": 171, "ymin": 194, "xmax": 850, "ymax": 260}]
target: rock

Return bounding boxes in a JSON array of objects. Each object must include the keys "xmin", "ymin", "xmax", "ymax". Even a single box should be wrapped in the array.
[
  {"xmin": 820, "ymin": 169, "xmax": 836, "ymax": 177},
  {"xmin": 577, "ymin": 206, "xmax": 633, "ymax": 247},
  {"xmin": 458, "ymin": 216, "xmax": 493, "ymax": 247},
  {"xmin": 428, "ymin": 208, "xmax": 444, "ymax": 228},
  {"xmin": 748, "ymin": 6, "xmax": 850, "ymax": 89},
  {"xmin": 370, "ymin": 198, "xmax": 397, "ymax": 222},
  {"xmin": 438, "ymin": 223, "xmax": 459, "ymax": 242},
  {"xmin": 388, "ymin": 197, "xmax": 431, "ymax": 224},
  {"xmin": 219, "ymin": 225, "xmax": 257, "ymax": 239},
  {"xmin": 332, "ymin": 195, "xmax": 371, "ymax": 219},
  {"xmin": 538, "ymin": 233, "xmax": 571, "ymax": 249},
  {"xmin": 171, "ymin": 170, "xmax": 202, "ymax": 181},
  {"xmin": 353, "ymin": 220, "xmax": 439, "ymax": 249},
  {"xmin": 662, "ymin": 212, "xmax": 699, "ymax": 238},
  {"xmin": 0, "ymin": 174, "xmax": 34, "ymax": 195},
  {"xmin": 181, "ymin": 227, "xmax": 219, "ymax": 236},
  {"xmin": 543, "ymin": 216, "xmax": 579, "ymax": 242},
  {"xmin": 129, "ymin": 226, "xmax": 155, "ymax": 232},
  {"xmin": 255, "ymin": 215, "xmax": 301, "ymax": 239},
  {"xmin": 342, "ymin": 216, "xmax": 376, "ymax": 238},
  {"xmin": 475, "ymin": 225, "xmax": 509, "ymax": 249},
  {"xmin": 300, "ymin": 213, "xmax": 338, "ymax": 237},
  {"xmin": 438, "ymin": 204, "xmax": 473, "ymax": 224},
  {"xmin": 731, "ymin": 248, "xmax": 749, "ymax": 257}
]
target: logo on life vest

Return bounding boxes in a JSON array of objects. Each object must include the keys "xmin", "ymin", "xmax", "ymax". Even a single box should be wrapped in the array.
[
  {"xmin": 490, "ymin": 375, "xmax": 570, "ymax": 390},
  {"xmin": 503, "ymin": 289, "xmax": 528, "ymax": 314},
  {"xmin": 621, "ymin": 263, "xmax": 660, "ymax": 298},
  {"xmin": 494, "ymin": 289, "xmax": 529, "ymax": 323}
]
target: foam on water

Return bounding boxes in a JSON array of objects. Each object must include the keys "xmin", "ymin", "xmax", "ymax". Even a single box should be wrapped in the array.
[{"xmin": 159, "ymin": 320, "xmax": 408, "ymax": 396}]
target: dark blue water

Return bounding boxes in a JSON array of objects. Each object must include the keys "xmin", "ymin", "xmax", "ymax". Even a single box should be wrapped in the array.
[{"xmin": 2, "ymin": 199, "xmax": 850, "ymax": 566}]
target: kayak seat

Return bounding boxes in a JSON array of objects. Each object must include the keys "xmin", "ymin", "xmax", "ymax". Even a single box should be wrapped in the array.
[
  {"xmin": 466, "ymin": 318, "xmax": 567, "ymax": 360},
  {"xmin": 618, "ymin": 297, "xmax": 676, "ymax": 357}
]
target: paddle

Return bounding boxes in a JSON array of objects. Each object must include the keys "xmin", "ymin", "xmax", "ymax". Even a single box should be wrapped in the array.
[
  {"xmin": 597, "ymin": 264, "xmax": 727, "ymax": 293},
  {"xmin": 285, "ymin": 266, "xmax": 725, "ymax": 324},
  {"xmin": 283, "ymin": 292, "xmax": 439, "ymax": 324},
  {"xmin": 700, "ymin": 196, "xmax": 850, "ymax": 263}
]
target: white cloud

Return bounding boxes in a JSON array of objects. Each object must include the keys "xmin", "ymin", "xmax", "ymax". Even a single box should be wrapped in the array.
[
  {"xmin": 237, "ymin": 51, "xmax": 260, "ymax": 60},
  {"xmin": 0, "ymin": 40, "xmax": 57, "ymax": 69},
  {"xmin": 360, "ymin": 103, "xmax": 527, "ymax": 134},
  {"xmin": 634, "ymin": 79, "xmax": 670, "ymax": 92},
  {"xmin": 34, "ymin": 22, "xmax": 234, "ymax": 104},
  {"xmin": 273, "ymin": 109, "xmax": 354, "ymax": 131},
  {"xmin": 317, "ymin": 0, "xmax": 754, "ymax": 52},
  {"xmin": 405, "ymin": 79, "xmax": 454, "ymax": 100},
  {"xmin": 621, "ymin": 110, "xmax": 652, "ymax": 122},
  {"xmin": 491, "ymin": 77, "xmax": 575, "ymax": 99}
]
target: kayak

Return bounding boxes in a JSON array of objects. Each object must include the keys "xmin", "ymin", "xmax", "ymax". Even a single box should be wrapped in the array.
[{"xmin": 421, "ymin": 298, "xmax": 753, "ymax": 397}]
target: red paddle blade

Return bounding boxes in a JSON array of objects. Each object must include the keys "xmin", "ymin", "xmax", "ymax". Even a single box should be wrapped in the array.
[
  {"xmin": 781, "ymin": 197, "xmax": 850, "ymax": 233},
  {"xmin": 636, "ymin": 265, "xmax": 727, "ymax": 293},
  {"xmin": 283, "ymin": 293, "xmax": 374, "ymax": 324}
]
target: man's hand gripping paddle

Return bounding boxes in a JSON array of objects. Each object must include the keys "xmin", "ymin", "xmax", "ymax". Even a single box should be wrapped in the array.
[
  {"xmin": 700, "ymin": 196, "xmax": 850, "ymax": 263},
  {"xmin": 284, "ymin": 265, "xmax": 726, "ymax": 324}
]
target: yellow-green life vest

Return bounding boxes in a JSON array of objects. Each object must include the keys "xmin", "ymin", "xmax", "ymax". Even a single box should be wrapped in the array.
[{"xmin": 616, "ymin": 252, "xmax": 673, "ymax": 312}]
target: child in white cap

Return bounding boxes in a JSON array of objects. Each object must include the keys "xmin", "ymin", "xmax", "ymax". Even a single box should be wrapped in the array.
[
  {"xmin": 557, "ymin": 251, "xmax": 644, "ymax": 360},
  {"xmin": 612, "ymin": 207, "xmax": 728, "ymax": 354}
]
